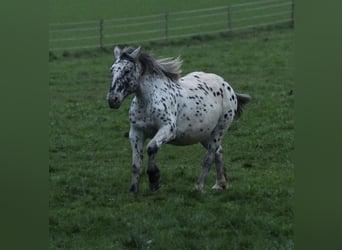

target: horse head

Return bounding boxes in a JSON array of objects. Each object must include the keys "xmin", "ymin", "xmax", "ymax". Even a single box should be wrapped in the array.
[{"xmin": 107, "ymin": 46, "xmax": 142, "ymax": 109}]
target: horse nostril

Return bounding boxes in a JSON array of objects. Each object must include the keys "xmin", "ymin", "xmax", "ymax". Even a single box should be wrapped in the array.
[{"xmin": 108, "ymin": 96, "xmax": 121, "ymax": 109}]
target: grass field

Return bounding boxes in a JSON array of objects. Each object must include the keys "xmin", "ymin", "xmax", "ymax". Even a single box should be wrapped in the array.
[{"xmin": 49, "ymin": 25, "xmax": 294, "ymax": 249}]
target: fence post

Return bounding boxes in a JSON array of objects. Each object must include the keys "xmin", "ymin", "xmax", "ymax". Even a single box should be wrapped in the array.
[
  {"xmin": 291, "ymin": 0, "xmax": 294, "ymax": 28},
  {"xmin": 227, "ymin": 4, "xmax": 232, "ymax": 33},
  {"xmin": 164, "ymin": 11, "xmax": 169, "ymax": 43},
  {"xmin": 99, "ymin": 18, "xmax": 104, "ymax": 49}
]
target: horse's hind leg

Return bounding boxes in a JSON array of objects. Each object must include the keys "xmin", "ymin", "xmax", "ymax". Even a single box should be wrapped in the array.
[
  {"xmin": 195, "ymin": 147, "xmax": 215, "ymax": 191},
  {"xmin": 197, "ymin": 118, "xmax": 231, "ymax": 191},
  {"xmin": 212, "ymin": 146, "xmax": 228, "ymax": 190},
  {"xmin": 196, "ymin": 143, "xmax": 227, "ymax": 191}
]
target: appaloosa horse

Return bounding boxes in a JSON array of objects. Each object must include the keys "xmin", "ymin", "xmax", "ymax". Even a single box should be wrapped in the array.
[{"xmin": 107, "ymin": 46, "xmax": 251, "ymax": 193}]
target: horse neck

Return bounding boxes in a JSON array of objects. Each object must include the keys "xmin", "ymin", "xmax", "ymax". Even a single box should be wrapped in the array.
[{"xmin": 136, "ymin": 74, "xmax": 169, "ymax": 103}]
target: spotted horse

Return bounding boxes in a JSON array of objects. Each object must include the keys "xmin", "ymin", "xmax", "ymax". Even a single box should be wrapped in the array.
[{"xmin": 107, "ymin": 46, "xmax": 251, "ymax": 193}]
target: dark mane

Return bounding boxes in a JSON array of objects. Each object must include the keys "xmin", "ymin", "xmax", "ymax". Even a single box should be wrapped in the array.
[{"xmin": 121, "ymin": 47, "xmax": 182, "ymax": 81}]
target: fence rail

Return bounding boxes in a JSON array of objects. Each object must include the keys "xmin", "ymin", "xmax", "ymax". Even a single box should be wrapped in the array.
[{"xmin": 49, "ymin": 0, "xmax": 294, "ymax": 51}]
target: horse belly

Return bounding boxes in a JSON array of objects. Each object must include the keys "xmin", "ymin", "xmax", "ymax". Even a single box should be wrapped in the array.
[
  {"xmin": 170, "ymin": 129, "xmax": 214, "ymax": 145},
  {"xmin": 171, "ymin": 107, "xmax": 221, "ymax": 146}
]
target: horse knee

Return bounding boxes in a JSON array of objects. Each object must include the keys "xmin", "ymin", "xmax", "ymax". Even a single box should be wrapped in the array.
[{"xmin": 147, "ymin": 141, "xmax": 158, "ymax": 156}]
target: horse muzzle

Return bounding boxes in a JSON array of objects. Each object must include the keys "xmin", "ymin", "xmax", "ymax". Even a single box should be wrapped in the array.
[{"xmin": 107, "ymin": 95, "xmax": 122, "ymax": 109}]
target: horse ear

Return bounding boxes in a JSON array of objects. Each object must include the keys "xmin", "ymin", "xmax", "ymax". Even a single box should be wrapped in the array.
[
  {"xmin": 129, "ymin": 46, "xmax": 141, "ymax": 60},
  {"xmin": 114, "ymin": 46, "xmax": 121, "ymax": 59}
]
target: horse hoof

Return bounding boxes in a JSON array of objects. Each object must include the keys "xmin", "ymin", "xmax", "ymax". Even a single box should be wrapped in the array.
[
  {"xmin": 149, "ymin": 181, "xmax": 161, "ymax": 192},
  {"xmin": 212, "ymin": 182, "xmax": 229, "ymax": 190},
  {"xmin": 193, "ymin": 184, "xmax": 204, "ymax": 192}
]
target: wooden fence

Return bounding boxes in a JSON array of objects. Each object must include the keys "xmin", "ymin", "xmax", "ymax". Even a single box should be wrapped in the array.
[{"xmin": 49, "ymin": 0, "xmax": 294, "ymax": 51}]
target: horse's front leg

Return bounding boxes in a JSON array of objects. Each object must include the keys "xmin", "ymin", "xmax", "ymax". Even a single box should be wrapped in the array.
[
  {"xmin": 129, "ymin": 127, "xmax": 145, "ymax": 194},
  {"xmin": 146, "ymin": 124, "xmax": 176, "ymax": 191}
]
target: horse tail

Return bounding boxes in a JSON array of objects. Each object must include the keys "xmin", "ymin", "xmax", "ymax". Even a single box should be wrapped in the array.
[{"xmin": 235, "ymin": 93, "xmax": 251, "ymax": 119}]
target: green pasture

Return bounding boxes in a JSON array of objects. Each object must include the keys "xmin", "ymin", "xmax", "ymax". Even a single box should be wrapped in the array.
[{"xmin": 49, "ymin": 26, "xmax": 294, "ymax": 249}]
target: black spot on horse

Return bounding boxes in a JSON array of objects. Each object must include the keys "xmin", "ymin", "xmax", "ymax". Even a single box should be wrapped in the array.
[{"xmin": 228, "ymin": 109, "xmax": 233, "ymax": 117}]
